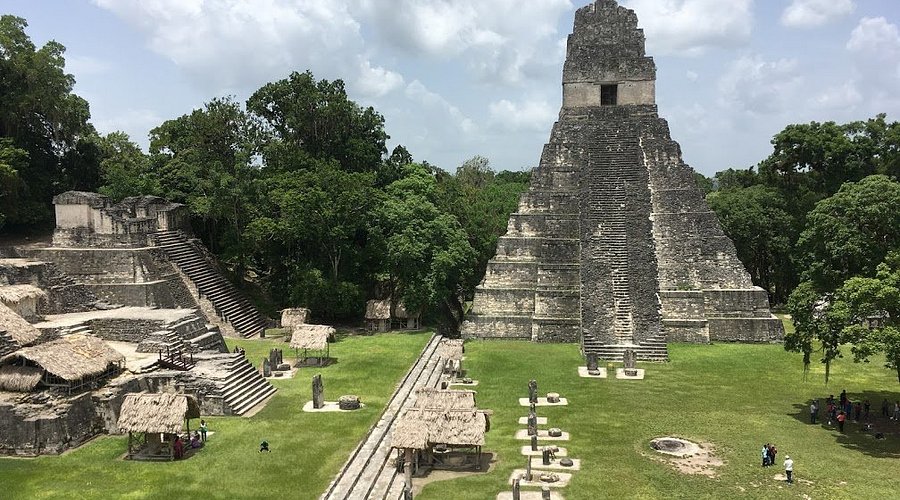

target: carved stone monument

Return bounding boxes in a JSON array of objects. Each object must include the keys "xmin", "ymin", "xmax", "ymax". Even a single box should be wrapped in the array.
[
  {"xmin": 525, "ymin": 456, "xmax": 533, "ymax": 482},
  {"xmin": 587, "ymin": 352, "xmax": 599, "ymax": 372},
  {"xmin": 542, "ymin": 448, "xmax": 551, "ymax": 465},
  {"xmin": 262, "ymin": 358, "xmax": 271, "ymax": 377},
  {"xmin": 528, "ymin": 379, "xmax": 538, "ymax": 404},
  {"xmin": 527, "ymin": 411, "xmax": 538, "ymax": 436},
  {"xmin": 542, "ymin": 486, "xmax": 551, "ymax": 500},
  {"xmin": 512, "ymin": 478, "xmax": 521, "ymax": 500},
  {"xmin": 530, "ymin": 434, "xmax": 539, "ymax": 452},
  {"xmin": 623, "ymin": 348, "xmax": 638, "ymax": 376},
  {"xmin": 312, "ymin": 373, "xmax": 324, "ymax": 409},
  {"xmin": 460, "ymin": 0, "xmax": 784, "ymax": 358}
]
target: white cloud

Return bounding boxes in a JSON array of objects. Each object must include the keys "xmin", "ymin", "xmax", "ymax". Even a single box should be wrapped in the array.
[
  {"xmin": 357, "ymin": 0, "xmax": 573, "ymax": 85},
  {"xmin": 808, "ymin": 82, "xmax": 863, "ymax": 110},
  {"xmin": 488, "ymin": 99, "xmax": 556, "ymax": 132},
  {"xmin": 354, "ymin": 58, "xmax": 404, "ymax": 97},
  {"xmin": 685, "ymin": 70, "xmax": 699, "ymax": 82},
  {"xmin": 781, "ymin": 0, "xmax": 854, "ymax": 28},
  {"xmin": 404, "ymin": 80, "xmax": 475, "ymax": 134},
  {"xmin": 622, "ymin": 0, "xmax": 752, "ymax": 56},
  {"xmin": 717, "ymin": 55, "xmax": 803, "ymax": 115},
  {"xmin": 847, "ymin": 17, "xmax": 900, "ymax": 57}
]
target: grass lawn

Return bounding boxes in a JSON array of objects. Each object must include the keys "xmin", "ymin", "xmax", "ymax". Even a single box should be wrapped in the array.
[
  {"xmin": 2, "ymin": 324, "xmax": 898, "ymax": 500},
  {"xmin": 0, "ymin": 331, "xmax": 431, "ymax": 500},
  {"xmin": 416, "ymin": 339, "xmax": 900, "ymax": 500}
]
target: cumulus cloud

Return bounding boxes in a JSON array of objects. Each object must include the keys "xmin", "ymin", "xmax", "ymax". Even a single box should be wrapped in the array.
[
  {"xmin": 781, "ymin": 0, "xmax": 854, "ymax": 28},
  {"xmin": 808, "ymin": 82, "xmax": 862, "ymax": 110},
  {"xmin": 404, "ymin": 80, "xmax": 475, "ymax": 134},
  {"xmin": 488, "ymin": 99, "xmax": 556, "ymax": 132},
  {"xmin": 357, "ymin": 0, "xmax": 573, "ymax": 85},
  {"xmin": 717, "ymin": 55, "xmax": 803, "ymax": 115},
  {"xmin": 622, "ymin": 0, "xmax": 752, "ymax": 56},
  {"xmin": 847, "ymin": 17, "xmax": 900, "ymax": 57},
  {"xmin": 92, "ymin": 0, "xmax": 404, "ymax": 97}
]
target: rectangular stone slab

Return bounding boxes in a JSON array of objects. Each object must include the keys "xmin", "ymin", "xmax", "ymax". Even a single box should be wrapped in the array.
[
  {"xmin": 519, "ymin": 397, "xmax": 569, "ymax": 407},
  {"xmin": 521, "ymin": 446, "xmax": 568, "ymax": 457},
  {"xmin": 496, "ymin": 492, "xmax": 565, "ymax": 500},
  {"xmin": 577, "ymin": 366, "xmax": 608, "ymax": 378},
  {"xmin": 508, "ymin": 469, "xmax": 573, "ymax": 488},
  {"xmin": 532, "ymin": 458, "xmax": 582, "ymax": 471},
  {"xmin": 516, "ymin": 429, "xmax": 570, "ymax": 441},
  {"xmin": 615, "ymin": 368, "xmax": 645, "ymax": 380},
  {"xmin": 518, "ymin": 417, "xmax": 549, "ymax": 425}
]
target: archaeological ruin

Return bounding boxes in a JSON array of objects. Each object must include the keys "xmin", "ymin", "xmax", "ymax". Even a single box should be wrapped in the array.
[
  {"xmin": 0, "ymin": 191, "xmax": 275, "ymax": 456},
  {"xmin": 462, "ymin": 0, "xmax": 784, "ymax": 360}
]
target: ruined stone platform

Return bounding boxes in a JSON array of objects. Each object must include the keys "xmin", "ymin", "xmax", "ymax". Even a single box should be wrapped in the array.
[
  {"xmin": 516, "ymin": 429, "xmax": 570, "ymax": 441},
  {"xmin": 519, "ymin": 397, "xmax": 568, "ymax": 407},
  {"xmin": 508, "ymin": 470, "xmax": 573, "ymax": 488},
  {"xmin": 302, "ymin": 401, "xmax": 365, "ymax": 413},
  {"xmin": 615, "ymin": 368, "xmax": 645, "ymax": 380}
]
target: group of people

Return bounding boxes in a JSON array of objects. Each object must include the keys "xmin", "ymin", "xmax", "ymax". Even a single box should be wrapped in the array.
[
  {"xmin": 173, "ymin": 419, "xmax": 208, "ymax": 460},
  {"xmin": 761, "ymin": 443, "xmax": 793, "ymax": 484},
  {"xmin": 810, "ymin": 390, "xmax": 900, "ymax": 433}
]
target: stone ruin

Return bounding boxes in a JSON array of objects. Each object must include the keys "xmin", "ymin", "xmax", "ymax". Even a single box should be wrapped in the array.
[
  {"xmin": 0, "ymin": 192, "xmax": 276, "ymax": 456},
  {"xmin": 461, "ymin": 0, "xmax": 784, "ymax": 360}
]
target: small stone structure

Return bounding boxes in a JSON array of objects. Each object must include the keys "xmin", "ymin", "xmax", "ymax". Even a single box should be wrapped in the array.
[
  {"xmin": 623, "ymin": 349, "xmax": 637, "ymax": 376},
  {"xmin": 338, "ymin": 395, "xmax": 361, "ymax": 410},
  {"xmin": 528, "ymin": 379, "xmax": 538, "ymax": 404},
  {"xmin": 461, "ymin": 0, "xmax": 784, "ymax": 358}
]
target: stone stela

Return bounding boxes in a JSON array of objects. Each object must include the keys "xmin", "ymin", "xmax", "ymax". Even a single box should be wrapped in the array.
[
  {"xmin": 312, "ymin": 373, "xmax": 324, "ymax": 409},
  {"xmin": 528, "ymin": 379, "xmax": 538, "ymax": 404},
  {"xmin": 461, "ymin": 0, "xmax": 784, "ymax": 361}
]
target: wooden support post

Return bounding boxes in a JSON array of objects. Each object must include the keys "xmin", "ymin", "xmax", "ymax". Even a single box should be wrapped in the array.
[{"xmin": 404, "ymin": 448, "xmax": 414, "ymax": 497}]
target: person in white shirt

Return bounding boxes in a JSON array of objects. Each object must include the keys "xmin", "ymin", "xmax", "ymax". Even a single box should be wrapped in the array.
[{"xmin": 784, "ymin": 455, "xmax": 794, "ymax": 484}]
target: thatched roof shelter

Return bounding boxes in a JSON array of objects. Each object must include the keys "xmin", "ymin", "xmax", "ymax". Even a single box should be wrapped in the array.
[
  {"xmin": 0, "ymin": 364, "xmax": 43, "ymax": 392},
  {"xmin": 289, "ymin": 324, "xmax": 334, "ymax": 351},
  {"xmin": 436, "ymin": 338, "xmax": 463, "ymax": 361},
  {"xmin": 0, "ymin": 302, "xmax": 41, "ymax": 347},
  {"xmin": 391, "ymin": 408, "xmax": 490, "ymax": 450},
  {"xmin": 414, "ymin": 388, "xmax": 476, "ymax": 410},
  {"xmin": 117, "ymin": 393, "xmax": 201, "ymax": 434},
  {"xmin": 365, "ymin": 299, "xmax": 391, "ymax": 320},
  {"xmin": 0, "ymin": 284, "xmax": 47, "ymax": 304},
  {"xmin": 0, "ymin": 334, "xmax": 124, "ymax": 382},
  {"xmin": 394, "ymin": 303, "xmax": 420, "ymax": 320}
]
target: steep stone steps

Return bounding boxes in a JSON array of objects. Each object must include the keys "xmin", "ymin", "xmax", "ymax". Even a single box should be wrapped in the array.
[
  {"xmin": 150, "ymin": 230, "xmax": 268, "ymax": 338},
  {"xmin": 218, "ymin": 353, "xmax": 277, "ymax": 415}
]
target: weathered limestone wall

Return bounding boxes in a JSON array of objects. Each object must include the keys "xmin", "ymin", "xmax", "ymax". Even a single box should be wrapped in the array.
[{"xmin": 0, "ymin": 393, "xmax": 104, "ymax": 456}]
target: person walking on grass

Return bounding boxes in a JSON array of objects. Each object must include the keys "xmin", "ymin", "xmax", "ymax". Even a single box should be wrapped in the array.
[
  {"xmin": 784, "ymin": 455, "xmax": 794, "ymax": 484},
  {"xmin": 200, "ymin": 419, "xmax": 208, "ymax": 443},
  {"xmin": 761, "ymin": 444, "xmax": 769, "ymax": 467},
  {"xmin": 837, "ymin": 411, "xmax": 846, "ymax": 432},
  {"xmin": 864, "ymin": 399, "xmax": 871, "ymax": 421},
  {"xmin": 894, "ymin": 401, "xmax": 900, "ymax": 422},
  {"xmin": 810, "ymin": 400, "xmax": 818, "ymax": 424},
  {"xmin": 883, "ymin": 398, "xmax": 890, "ymax": 418}
]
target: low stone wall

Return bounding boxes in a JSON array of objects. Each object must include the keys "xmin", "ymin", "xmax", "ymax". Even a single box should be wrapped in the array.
[
  {"xmin": 708, "ymin": 317, "xmax": 784, "ymax": 343},
  {"xmin": 0, "ymin": 393, "xmax": 104, "ymax": 456},
  {"xmin": 533, "ymin": 318, "xmax": 580, "ymax": 343},
  {"xmin": 90, "ymin": 318, "xmax": 165, "ymax": 343},
  {"xmin": 461, "ymin": 315, "xmax": 532, "ymax": 339},
  {"xmin": 662, "ymin": 319, "xmax": 709, "ymax": 343},
  {"xmin": 85, "ymin": 280, "xmax": 178, "ymax": 308}
]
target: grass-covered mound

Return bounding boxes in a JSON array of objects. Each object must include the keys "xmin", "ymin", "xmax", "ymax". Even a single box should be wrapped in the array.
[
  {"xmin": 0, "ymin": 331, "xmax": 431, "ymax": 499},
  {"xmin": 417, "ymin": 340, "xmax": 900, "ymax": 500}
]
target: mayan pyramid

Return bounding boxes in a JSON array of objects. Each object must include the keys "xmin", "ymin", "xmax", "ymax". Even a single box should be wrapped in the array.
[{"xmin": 461, "ymin": 0, "xmax": 784, "ymax": 360}]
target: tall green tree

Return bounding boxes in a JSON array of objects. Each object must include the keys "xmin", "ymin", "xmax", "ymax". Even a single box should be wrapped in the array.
[
  {"xmin": 0, "ymin": 15, "xmax": 95, "ymax": 227},
  {"xmin": 247, "ymin": 70, "xmax": 388, "ymax": 173},
  {"xmin": 97, "ymin": 131, "xmax": 158, "ymax": 200}
]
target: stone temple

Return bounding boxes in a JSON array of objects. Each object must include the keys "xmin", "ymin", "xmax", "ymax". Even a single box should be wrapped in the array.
[{"xmin": 462, "ymin": 0, "xmax": 784, "ymax": 360}]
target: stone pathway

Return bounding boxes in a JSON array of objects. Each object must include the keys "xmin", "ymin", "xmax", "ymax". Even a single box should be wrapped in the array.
[{"xmin": 320, "ymin": 334, "xmax": 445, "ymax": 500}]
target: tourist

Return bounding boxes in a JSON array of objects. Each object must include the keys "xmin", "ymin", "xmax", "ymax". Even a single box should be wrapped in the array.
[
  {"xmin": 844, "ymin": 399, "xmax": 852, "ymax": 419},
  {"xmin": 761, "ymin": 444, "xmax": 769, "ymax": 467},
  {"xmin": 190, "ymin": 432, "xmax": 203, "ymax": 449},
  {"xmin": 882, "ymin": 398, "xmax": 891, "ymax": 418},
  {"xmin": 837, "ymin": 411, "xmax": 846, "ymax": 432},
  {"xmin": 840, "ymin": 389, "xmax": 847, "ymax": 407},
  {"xmin": 809, "ymin": 401, "xmax": 818, "ymax": 424},
  {"xmin": 784, "ymin": 455, "xmax": 794, "ymax": 484},
  {"xmin": 200, "ymin": 419, "xmax": 208, "ymax": 442},
  {"xmin": 894, "ymin": 401, "xmax": 900, "ymax": 422},
  {"xmin": 854, "ymin": 402, "xmax": 862, "ymax": 422},
  {"xmin": 768, "ymin": 444, "xmax": 777, "ymax": 467},
  {"xmin": 173, "ymin": 436, "xmax": 184, "ymax": 459},
  {"xmin": 259, "ymin": 440, "xmax": 270, "ymax": 452},
  {"xmin": 827, "ymin": 401, "xmax": 836, "ymax": 425},
  {"xmin": 864, "ymin": 399, "xmax": 871, "ymax": 420}
]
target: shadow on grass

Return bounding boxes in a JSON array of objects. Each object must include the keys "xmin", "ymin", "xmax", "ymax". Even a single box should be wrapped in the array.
[{"xmin": 788, "ymin": 390, "xmax": 900, "ymax": 458}]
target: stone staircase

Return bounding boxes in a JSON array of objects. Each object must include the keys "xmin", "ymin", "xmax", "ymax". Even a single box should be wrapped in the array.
[
  {"xmin": 150, "ymin": 230, "xmax": 268, "ymax": 338},
  {"xmin": 583, "ymin": 331, "xmax": 669, "ymax": 362},
  {"xmin": 217, "ymin": 353, "xmax": 277, "ymax": 415}
]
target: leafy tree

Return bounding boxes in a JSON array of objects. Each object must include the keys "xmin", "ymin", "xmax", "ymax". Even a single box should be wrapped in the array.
[
  {"xmin": 0, "ymin": 15, "xmax": 95, "ymax": 227},
  {"xmin": 706, "ymin": 185, "xmax": 794, "ymax": 302},
  {"xmin": 796, "ymin": 175, "xmax": 900, "ymax": 291},
  {"xmin": 785, "ymin": 281, "xmax": 847, "ymax": 383},
  {"xmin": 97, "ymin": 131, "xmax": 158, "ymax": 200},
  {"xmin": 247, "ymin": 70, "xmax": 388, "ymax": 173},
  {"xmin": 373, "ymin": 163, "xmax": 476, "ymax": 330},
  {"xmin": 836, "ymin": 255, "xmax": 900, "ymax": 382},
  {"xmin": 713, "ymin": 167, "xmax": 759, "ymax": 190}
]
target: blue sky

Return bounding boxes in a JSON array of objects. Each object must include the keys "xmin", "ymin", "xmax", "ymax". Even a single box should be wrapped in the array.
[{"xmin": 5, "ymin": 0, "xmax": 900, "ymax": 176}]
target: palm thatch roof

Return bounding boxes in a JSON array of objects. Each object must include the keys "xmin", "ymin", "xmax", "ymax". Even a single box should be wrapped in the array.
[
  {"xmin": 414, "ymin": 388, "xmax": 477, "ymax": 410},
  {"xmin": 289, "ymin": 324, "xmax": 335, "ymax": 351},
  {"xmin": 0, "ymin": 302, "xmax": 41, "ymax": 347},
  {"xmin": 390, "ymin": 408, "xmax": 490, "ymax": 450},
  {"xmin": 0, "ymin": 284, "xmax": 47, "ymax": 303},
  {"xmin": 0, "ymin": 364, "xmax": 43, "ymax": 392},
  {"xmin": 394, "ymin": 303, "xmax": 420, "ymax": 320},
  {"xmin": 281, "ymin": 308, "xmax": 310, "ymax": 329},
  {"xmin": 365, "ymin": 299, "xmax": 391, "ymax": 320},
  {"xmin": 436, "ymin": 338, "xmax": 464, "ymax": 361},
  {"xmin": 117, "ymin": 393, "xmax": 201, "ymax": 434},
  {"xmin": 0, "ymin": 334, "xmax": 124, "ymax": 382}
]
